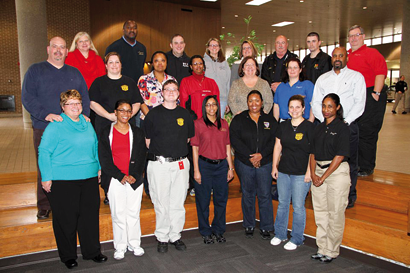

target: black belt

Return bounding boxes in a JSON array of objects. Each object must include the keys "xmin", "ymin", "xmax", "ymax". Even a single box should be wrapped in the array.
[
  {"xmin": 147, "ymin": 153, "xmax": 187, "ymax": 163},
  {"xmin": 317, "ymin": 162, "xmax": 330, "ymax": 169},
  {"xmin": 199, "ymin": 155, "xmax": 225, "ymax": 165}
]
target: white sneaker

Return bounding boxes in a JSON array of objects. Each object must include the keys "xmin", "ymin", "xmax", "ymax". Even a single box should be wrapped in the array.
[
  {"xmin": 114, "ymin": 249, "xmax": 126, "ymax": 260},
  {"xmin": 190, "ymin": 188, "xmax": 195, "ymax": 197},
  {"xmin": 128, "ymin": 246, "xmax": 145, "ymax": 257},
  {"xmin": 283, "ymin": 241, "xmax": 298, "ymax": 250},
  {"xmin": 270, "ymin": 237, "xmax": 284, "ymax": 246}
]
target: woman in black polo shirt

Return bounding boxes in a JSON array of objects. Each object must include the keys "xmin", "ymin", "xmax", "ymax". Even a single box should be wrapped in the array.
[
  {"xmin": 191, "ymin": 95, "xmax": 234, "ymax": 244},
  {"xmin": 270, "ymin": 95, "xmax": 314, "ymax": 251},
  {"xmin": 309, "ymin": 93, "xmax": 350, "ymax": 263},
  {"xmin": 230, "ymin": 90, "xmax": 278, "ymax": 240}
]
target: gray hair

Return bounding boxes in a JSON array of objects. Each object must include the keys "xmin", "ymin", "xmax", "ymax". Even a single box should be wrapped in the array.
[{"xmin": 349, "ymin": 25, "xmax": 365, "ymax": 35}]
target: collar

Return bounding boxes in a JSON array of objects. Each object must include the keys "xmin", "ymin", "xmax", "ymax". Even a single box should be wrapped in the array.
[
  {"xmin": 332, "ymin": 66, "xmax": 349, "ymax": 75},
  {"xmin": 122, "ymin": 36, "xmax": 136, "ymax": 47},
  {"xmin": 192, "ymin": 72, "xmax": 205, "ymax": 82},
  {"xmin": 348, "ymin": 44, "xmax": 367, "ymax": 54}
]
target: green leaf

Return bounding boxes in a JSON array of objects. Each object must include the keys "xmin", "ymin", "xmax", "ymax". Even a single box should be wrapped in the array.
[{"xmin": 220, "ymin": 34, "xmax": 225, "ymax": 40}]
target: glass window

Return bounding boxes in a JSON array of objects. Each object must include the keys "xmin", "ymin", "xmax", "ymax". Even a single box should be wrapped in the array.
[
  {"xmin": 372, "ymin": 37, "xmax": 382, "ymax": 45},
  {"xmin": 299, "ymin": 49, "xmax": 306, "ymax": 60},
  {"xmin": 383, "ymin": 36, "xmax": 393, "ymax": 44},
  {"xmin": 346, "ymin": 43, "xmax": 351, "ymax": 51},
  {"xmin": 394, "ymin": 34, "xmax": 402, "ymax": 42},
  {"xmin": 327, "ymin": 45, "xmax": 335, "ymax": 54},
  {"xmin": 392, "ymin": 70, "xmax": 400, "ymax": 85},
  {"xmin": 320, "ymin": 46, "xmax": 327, "ymax": 53},
  {"xmin": 364, "ymin": 39, "xmax": 372, "ymax": 46},
  {"xmin": 293, "ymin": 50, "xmax": 299, "ymax": 58}
]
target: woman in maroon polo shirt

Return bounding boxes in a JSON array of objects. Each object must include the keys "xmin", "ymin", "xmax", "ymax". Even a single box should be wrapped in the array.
[{"xmin": 191, "ymin": 95, "xmax": 234, "ymax": 244}]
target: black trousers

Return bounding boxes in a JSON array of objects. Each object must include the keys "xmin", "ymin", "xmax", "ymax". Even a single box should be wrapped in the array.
[
  {"xmin": 33, "ymin": 128, "xmax": 51, "ymax": 211},
  {"xmin": 46, "ymin": 177, "xmax": 101, "ymax": 262},
  {"xmin": 357, "ymin": 87, "xmax": 387, "ymax": 171},
  {"xmin": 348, "ymin": 122, "xmax": 359, "ymax": 202}
]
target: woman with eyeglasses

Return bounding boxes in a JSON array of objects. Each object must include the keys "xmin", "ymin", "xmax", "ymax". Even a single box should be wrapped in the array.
[
  {"xmin": 89, "ymin": 52, "xmax": 143, "ymax": 137},
  {"xmin": 228, "ymin": 57, "xmax": 273, "ymax": 116},
  {"xmin": 273, "ymin": 57, "xmax": 314, "ymax": 122},
  {"xmin": 191, "ymin": 95, "xmax": 234, "ymax": 244},
  {"xmin": 180, "ymin": 55, "xmax": 220, "ymax": 119},
  {"xmin": 204, "ymin": 38, "xmax": 231, "ymax": 118},
  {"xmin": 98, "ymin": 99, "xmax": 147, "ymax": 261},
  {"xmin": 38, "ymin": 90, "xmax": 107, "ymax": 269},
  {"xmin": 230, "ymin": 40, "xmax": 263, "ymax": 86}
]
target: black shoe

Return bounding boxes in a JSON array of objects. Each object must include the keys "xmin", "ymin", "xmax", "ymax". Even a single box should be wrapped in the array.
[
  {"xmin": 202, "ymin": 235, "xmax": 214, "ymax": 244},
  {"xmin": 91, "ymin": 253, "xmax": 107, "ymax": 263},
  {"xmin": 170, "ymin": 239, "xmax": 187, "ymax": 251},
  {"xmin": 402, "ymin": 111, "xmax": 407, "ymax": 114},
  {"xmin": 157, "ymin": 241, "xmax": 168, "ymax": 253},
  {"xmin": 320, "ymin": 255, "xmax": 334, "ymax": 263},
  {"xmin": 64, "ymin": 259, "xmax": 78, "ymax": 269},
  {"xmin": 392, "ymin": 110, "xmax": 397, "ymax": 114},
  {"xmin": 104, "ymin": 197, "xmax": 109, "ymax": 205},
  {"xmin": 37, "ymin": 209, "xmax": 51, "ymax": 219},
  {"xmin": 245, "ymin": 227, "xmax": 254, "ymax": 238},
  {"xmin": 358, "ymin": 169, "xmax": 374, "ymax": 177},
  {"xmin": 260, "ymin": 230, "xmax": 272, "ymax": 240},
  {"xmin": 213, "ymin": 233, "xmax": 226, "ymax": 243},
  {"xmin": 311, "ymin": 253, "xmax": 324, "ymax": 260},
  {"xmin": 347, "ymin": 198, "xmax": 355, "ymax": 209}
]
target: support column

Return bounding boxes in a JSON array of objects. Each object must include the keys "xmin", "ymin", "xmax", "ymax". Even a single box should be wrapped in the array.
[
  {"xmin": 15, "ymin": 0, "xmax": 48, "ymax": 128},
  {"xmin": 401, "ymin": 0, "xmax": 410, "ymax": 111}
]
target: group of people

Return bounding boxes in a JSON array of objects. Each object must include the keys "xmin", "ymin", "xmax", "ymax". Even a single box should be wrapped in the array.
[{"xmin": 21, "ymin": 19, "xmax": 388, "ymax": 269}]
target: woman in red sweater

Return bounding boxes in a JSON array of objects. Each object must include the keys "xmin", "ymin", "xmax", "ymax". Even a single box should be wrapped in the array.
[
  {"xmin": 180, "ymin": 55, "xmax": 220, "ymax": 119},
  {"xmin": 66, "ymin": 32, "xmax": 106, "ymax": 89}
]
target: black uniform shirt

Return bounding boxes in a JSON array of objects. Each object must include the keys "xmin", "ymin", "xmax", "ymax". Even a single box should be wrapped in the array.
[{"xmin": 395, "ymin": 80, "xmax": 408, "ymax": 93}]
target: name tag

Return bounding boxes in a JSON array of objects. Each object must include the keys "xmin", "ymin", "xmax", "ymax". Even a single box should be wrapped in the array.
[{"xmin": 138, "ymin": 51, "xmax": 144, "ymax": 56}]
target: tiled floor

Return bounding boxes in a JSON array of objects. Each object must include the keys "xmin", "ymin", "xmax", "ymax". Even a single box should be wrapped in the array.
[{"xmin": 0, "ymin": 103, "xmax": 409, "ymax": 174}]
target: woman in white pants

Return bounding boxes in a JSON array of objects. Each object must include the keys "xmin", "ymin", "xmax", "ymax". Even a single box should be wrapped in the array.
[{"xmin": 99, "ymin": 100, "xmax": 147, "ymax": 260}]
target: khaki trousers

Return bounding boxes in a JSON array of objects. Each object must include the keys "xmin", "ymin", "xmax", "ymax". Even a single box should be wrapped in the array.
[
  {"xmin": 311, "ymin": 161, "xmax": 350, "ymax": 258},
  {"xmin": 392, "ymin": 92, "xmax": 405, "ymax": 112}
]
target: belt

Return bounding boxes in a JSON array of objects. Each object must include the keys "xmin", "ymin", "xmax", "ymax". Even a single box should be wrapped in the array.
[
  {"xmin": 148, "ymin": 153, "xmax": 186, "ymax": 163},
  {"xmin": 199, "ymin": 155, "xmax": 225, "ymax": 165},
  {"xmin": 317, "ymin": 162, "xmax": 330, "ymax": 169}
]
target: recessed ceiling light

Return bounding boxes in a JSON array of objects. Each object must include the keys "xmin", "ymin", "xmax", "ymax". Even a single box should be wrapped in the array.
[
  {"xmin": 235, "ymin": 15, "xmax": 239, "ymax": 17},
  {"xmin": 287, "ymin": 39, "xmax": 290, "ymax": 41},
  {"xmin": 296, "ymin": 45, "xmax": 299, "ymax": 47},
  {"xmin": 273, "ymin": 30, "xmax": 276, "ymax": 32},
  {"xmin": 246, "ymin": 0, "xmax": 271, "ymax": 6},
  {"xmin": 272, "ymin": 21, "xmax": 294, "ymax": 27},
  {"xmin": 363, "ymin": 6, "xmax": 367, "ymax": 9},
  {"xmin": 300, "ymin": 0, "xmax": 304, "ymax": 2},
  {"xmin": 263, "ymin": 43, "xmax": 266, "ymax": 45},
  {"xmin": 222, "ymin": 26, "xmax": 225, "ymax": 29},
  {"xmin": 309, "ymin": 21, "xmax": 312, "ymax": 23},
  {"xmin": 200, "ymin": 0, "xmax": 217, "ymax": 2}
]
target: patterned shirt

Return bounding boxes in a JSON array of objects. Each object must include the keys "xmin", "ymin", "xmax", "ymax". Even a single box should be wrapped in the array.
[{"xmin": 137, "ymin": 71, "xmax": 176, "ymax": 120}]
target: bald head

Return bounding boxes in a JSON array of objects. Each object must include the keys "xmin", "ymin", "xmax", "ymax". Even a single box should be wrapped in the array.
[
  {"xmin": 275, "ymin": 35, "xmax": 288, "ymax": 56},
  {"xmin": 47, "ymin": 37, "xmax": 67, "ymax": 68},
  {"xmin": 331, "ymin": 47, "xmax": 347, "ymax": 73}
]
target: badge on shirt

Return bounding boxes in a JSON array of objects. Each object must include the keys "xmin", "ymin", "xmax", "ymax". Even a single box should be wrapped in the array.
[
  {"xmin": 179, "ymin": 161, "xmax": 184, "ymax": 170},
  {"xmin": 264, "ymin": 122, "xmax": 270, "ymax": 129},
  {"xmin": 121, "ymin": 85, "xmax": 129, "ymax": 91},
  {"xmin": 183, "ymin": 62, "xmax": 189, "ymax": 67},
  {"xmin": 138, "ymin": 51, "xmax": 144, "ymax": 56},
  {"xmin": 295, "ymin": 133, "xmax": 303, "ymax": 140},
  {"xmin": 314, "ymin": 64, "xmax": 319, "ymax": 69},
  {"xmin": 177, "ymin": 118, "xmax": 184, "ymax": 126}
]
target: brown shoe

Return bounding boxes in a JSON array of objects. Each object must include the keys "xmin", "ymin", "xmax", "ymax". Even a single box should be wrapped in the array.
[{"xmin": 37, "ymin": 209, "xmax": 51, "ymax": 219}]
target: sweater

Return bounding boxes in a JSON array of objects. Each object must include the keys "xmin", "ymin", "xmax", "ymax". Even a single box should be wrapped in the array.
[{"xmin": 204, "ymin": 53, "xmax": 231, "ymax": 103}]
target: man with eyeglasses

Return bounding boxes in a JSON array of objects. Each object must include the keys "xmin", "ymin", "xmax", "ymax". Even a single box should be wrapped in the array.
[
  {"xmin": 166, "ymin": 34, "xmax": 191, "ymax": 84},
  {"xmin": 143, "ymin": 79, "xmax": 195, "ymax": 254},
  {"xmin": 346, "ymin": 25, "xmax": 387, "ymax": 178},
  {"xmin": 302, "ymin": 32, "xmax": 332, "ymax": 84},
  {"xmin": 262, "ymin": 35, "xmax": 297, "ymax": 93},
  {"xmin": 311, "ymin": 47, "xmax": 366, "ymax": 208},
  {"xmin": 22, "ymin": 36, "xmax": 90, "ymax": 219}
]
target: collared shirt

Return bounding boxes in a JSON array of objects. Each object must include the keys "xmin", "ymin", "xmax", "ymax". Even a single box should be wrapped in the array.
[
  {"xmin": 311, "ymin": 66, "xmax": 366, "ymax": 125},
  {"xmin": 122, "ymin": 36, "xmax": 136, "ymax": 47},
  {"xmin": 347, "ymin": 44, "xmax": 387, "ymax": 88},
  {"xmin": 137, "ymin": 71, "xmax": 176, "ymax": 120}
]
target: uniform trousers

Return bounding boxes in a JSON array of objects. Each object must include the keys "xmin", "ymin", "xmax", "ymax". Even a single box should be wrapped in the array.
[
  {"xmin": 107, "ymin": 179, "xmax": 143, "ymax": 251},
  {"xmin": 357, "ymin": 87, "xmax": 387, "ymax": 171},
  {"xmin": 347, "ymin": 122, "xmax": 359, "ymax": 202},
  {"xmin": 46, "ymin": 177, "xmax": 101, "ymax": 262},
  {"xmin": 311, "ymin": 161, "xmax": 350, "ymax": 258},
  {"xmin": 147, "ymin": 158, "xmax": 190, "ymax": 243},
  {"xmin": 33, "ymin": 128, "xmax": 51, "ymax": 210},
  {"xmin": 195, "ymin": 158, "xmax": 229, "ymax": 236},
  {"xmin": 392, "ymin": 92, "xmax": 406, "ymax": 112}
]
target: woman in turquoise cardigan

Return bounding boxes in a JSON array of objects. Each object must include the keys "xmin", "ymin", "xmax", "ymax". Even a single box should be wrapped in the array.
[{"xmin": 38, "ymin": 90, "xmax": 107, "ymax": 269}]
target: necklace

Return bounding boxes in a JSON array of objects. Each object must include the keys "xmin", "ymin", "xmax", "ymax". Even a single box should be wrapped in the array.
[{"xmin": 292, "ymin": 124, "xmax": 298, "ymax": 132}]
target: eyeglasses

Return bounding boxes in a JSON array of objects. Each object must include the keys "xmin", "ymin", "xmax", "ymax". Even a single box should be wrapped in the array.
[
  {"xmin": 192, "ymin": 62, "xmax": 204, "ymax": 66},
  {"xmin": 205, "ymin": 103, "xmax": 218, "ymax": 108},
  {"xmin": 287, "ymin": 66, "xmax": 300, "ymax": 70},
  {"xmin": 243, "ymin": 46, "xmax": 252, "ymax": 50},
  {"xmin": 245, "ymin": 63, "xmax": 256, "ymax": 67},
  {"xmin": 163, "ymin": 88, "xmax": 178, "ymax": 92},
  {"xmin": 116, "ymin": 109, "xmax": 132, "ymax": 114},
  {"xmin": 209, "ymin": 44, "xmax": 220, "ymax": 48},
  {"xmin": 348, "ymin": 33, "xmax": 363, "ymax": 39},
  {"xmin": 64, "ymin": 102, "xmax": 82, "ymax": 107}
]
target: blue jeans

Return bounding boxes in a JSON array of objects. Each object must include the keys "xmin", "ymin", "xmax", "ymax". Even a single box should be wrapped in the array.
[
  {"xmin": 194, "ymin": 159, "xmax": 229, "ymax": 236},
  {"xmin": 235, "ymin": 158, "xmax": 274, "ymax": 231},
  {"xmin": 274, "ymin": 172, "xmax": 310, "ymax": 245}
]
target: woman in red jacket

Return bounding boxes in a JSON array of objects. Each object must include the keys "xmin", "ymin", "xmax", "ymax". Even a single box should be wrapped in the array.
[
  {"xmin": 180, "ymin": 55, "xmax": 220, "ymax": 119},
  {"xmin": 66, "ymin": 32, "xmax": 106, "ymax": 89}
]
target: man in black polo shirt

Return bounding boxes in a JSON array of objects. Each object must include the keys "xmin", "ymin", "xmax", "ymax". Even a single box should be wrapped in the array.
[
  {"xmin": 262, "ymin": 35, "xmax": 297, "ymax": 93},
  {"xmin": 392, "ymin": 75, "xmax": 408, "ymax": 114},
  {"xmin": 165, "ymin": 34, "xmax": 191, "ymax": 84},
  {"xmin": 302, "ymin": 32, "xmax": 332, "ymax": 84},
  {"xmin": 143, "ymin": 79, "xmax": 194, "ymax": 254}
]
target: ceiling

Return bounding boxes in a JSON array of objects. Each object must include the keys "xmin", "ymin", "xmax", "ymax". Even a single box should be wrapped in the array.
[{"xmin": 173, "ymin": 0, "xmax": 404, "ymax": 56}]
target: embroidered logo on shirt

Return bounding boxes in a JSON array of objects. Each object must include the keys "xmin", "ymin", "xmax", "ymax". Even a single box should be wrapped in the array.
[
  {"xmin": 121, "ymin": 85, "xmax": 129, "ymax": 91},
  {"xmin": 177, "ymin": 118, "xmax": 184, "ymax": 126},
  {"xmin": 330, "ymin": 132, "xmax": 337, "ymax": 135},
  {"xmin": 295, "ymin": 133, "xmax": 303, "ymax": 140},
  {"xmin": 264, "ymin": 122, "xmax": 270, "ymax": 129},
  {"xmin": 138, "ymin": 51, "xmax": 144, "ymax": 56},
  {"xmin": 314, "ymin": 64, "xmax": 319, "ymax": 69},
  {"xmin": 183, "ymin": 63, "xmax": 189, "ymax": 67}
]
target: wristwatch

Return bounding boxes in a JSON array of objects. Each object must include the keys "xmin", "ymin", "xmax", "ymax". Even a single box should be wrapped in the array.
[{"xmin": 372, "ymin": 91, "xmax": 381, "ymax": 95}]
